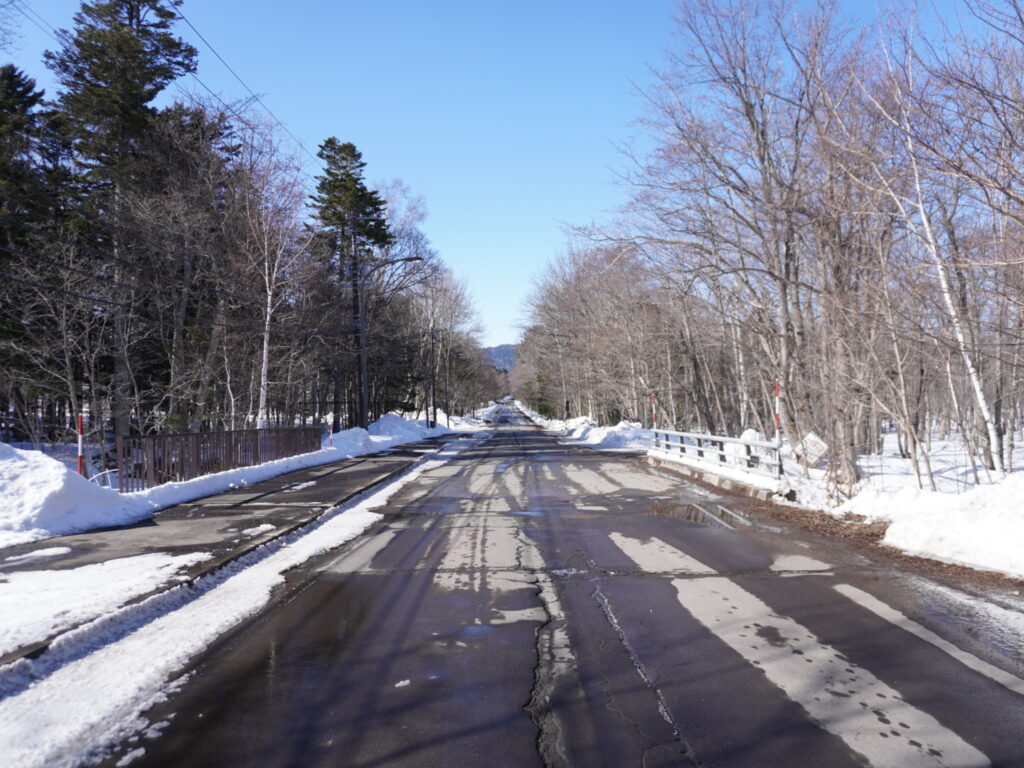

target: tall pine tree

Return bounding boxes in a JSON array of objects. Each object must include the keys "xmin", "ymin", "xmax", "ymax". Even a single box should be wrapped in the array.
[
  {"xmin": 0, "ymin": 65, "xmax": 44, "ymax": 235},
  {"xmin": 45, "ymin": 0, "xmax": 196, "ymax": 184},
  {"xmin": 311, "ymin": 138, "xmax": 391, "ymax": 259},
  {"xmin": 43, "ymin": 0, "xmax": 197, "ymax": 437},
  {"xmin": 311, "ymin": 138, "xmax": 392, "ymax": 431}
]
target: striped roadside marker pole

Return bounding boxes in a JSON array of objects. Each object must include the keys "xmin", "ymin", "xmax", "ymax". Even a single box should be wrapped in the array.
[{"xmin": 77, "ymin": 413, "xmax": 85, "ymax": 476}]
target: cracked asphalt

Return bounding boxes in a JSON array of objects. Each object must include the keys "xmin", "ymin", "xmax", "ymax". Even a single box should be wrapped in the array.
[{"xmin": 105, "ymin": 407, "xmax": 1024, "ymax": 768}]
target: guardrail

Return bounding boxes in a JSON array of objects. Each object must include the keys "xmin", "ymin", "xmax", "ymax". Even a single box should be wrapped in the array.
[
  {"xmin": 650, "ymin": 429, "xmax": 784, "ymax": 480},
  {"xmin": 116, "ymin": 426, "xmax": 324, "ymax": 492}
]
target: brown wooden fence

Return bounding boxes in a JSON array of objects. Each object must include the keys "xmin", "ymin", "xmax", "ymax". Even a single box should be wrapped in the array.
[{"xmin": 116, "ymin": 426, "xmax": 324, "ymax": 492}]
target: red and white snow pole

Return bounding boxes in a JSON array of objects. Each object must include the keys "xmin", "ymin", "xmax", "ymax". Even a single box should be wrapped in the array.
[
  {"xmin": 77, "ymin": 413, "xmax": 85, "ymax": 476},
  {"xmin": 773, "ymin": 379, "xmax": 781, "ymax": 442}
]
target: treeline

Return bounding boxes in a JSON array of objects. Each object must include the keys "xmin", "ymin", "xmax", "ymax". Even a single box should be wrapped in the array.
[
  {"xmin": 516, "ymin": 0, "xmax": 1024, "ymax": 495},
  {"xmin": 0, "ymin": 0, "xmax": 500, "ymax": 455}
]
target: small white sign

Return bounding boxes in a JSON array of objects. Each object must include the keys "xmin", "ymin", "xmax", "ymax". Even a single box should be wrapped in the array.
[{"xmin": 794, "ymin": 431, "xmax": 828, "ymax": 466}]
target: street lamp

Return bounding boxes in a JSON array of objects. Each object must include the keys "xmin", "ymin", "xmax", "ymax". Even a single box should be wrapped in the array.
[{"xmin": 352, "ymin": 252, "xmax": 423, "ymax": 429}]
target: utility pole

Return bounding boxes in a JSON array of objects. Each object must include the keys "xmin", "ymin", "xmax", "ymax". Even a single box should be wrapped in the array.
[
  {"xmin": 430, "ymin": 330, "xmax": 439, "ymax": 428},
  {"xmin": 444, "ymin": 338, "xmax": 452, "ymax": 429},
  {"xmin": 351, "ymin": 224, "xmax": 370, "ymax": 430},
  {"xmin": 351, "ymin": 231, "xmax": 422, "ymax": 430}
]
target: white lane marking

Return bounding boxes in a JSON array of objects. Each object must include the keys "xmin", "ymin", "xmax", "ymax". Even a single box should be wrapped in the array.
[
  {"xmin": 599, "ymin": 462, "xmax": 677, "ymax": 492},
  {"xmin": 608, "ymin": 533, "xmax": 715, "ymax": 574},
  {"xmin": 835, "ymin": 584, "xmax": 1024, "ymax": 698},
  {"xmin": 499, "ymin": 464, "xmax": 527, "ymax": 504},
  {"xmin": 771, "ymin": 555, "xmax": 832, "ymax": 572},
  {"xmin": 433, "ymin": 502, "xmax": 524, "ymax": 591},
  {"xmin": 489, "ymin": 497, "xmax": 512, "ymax": 513},
  {"xmin": 609, "ymin": 534, "xmax": 990, "ymax": 768},
  {"xmin": 567, "ymin": 466, "xmax": 619, "ymax": 495},
  {"xmin": 493, "ymin": 607, "xmax": 548, "ymax": 625},
  {"xmin": 327, "ymin": 529, "xmax": 399, "ymax": 574},
  {"xmin": 394, "ymin": 679, "xmax": 410, "ymax": 688}
]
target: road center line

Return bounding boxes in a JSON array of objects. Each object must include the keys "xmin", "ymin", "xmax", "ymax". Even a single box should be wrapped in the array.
[{"xmin": 608, "ymin": 533, "xmax": 715, "ymax": 575}]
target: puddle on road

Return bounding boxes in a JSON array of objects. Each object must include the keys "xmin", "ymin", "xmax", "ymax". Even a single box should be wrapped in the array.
[
  {"xmin": 649, "ymin": 501, "xmax": 730, "ymax": 528},
  {"xmin": 912, "ymin": 578, "xmax": 1024, "ymax": 668},
  {"xmin": 381, "ymin": 511, "xmax": 422, "ymax": 523},
  {"xmin": 460, "ymin": 625, "xmax": 496, "ymax": 640},
  {"xmin": 508, "ymin": 509, "xmax": 544, "ymax": 517}
]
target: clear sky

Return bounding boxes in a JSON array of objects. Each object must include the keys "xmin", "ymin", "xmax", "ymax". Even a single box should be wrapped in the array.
[
  {"xmin": 6, "ymin": 0, "xmax": 680, "ymax": 347},
  {"xmin": 7, "ymin": 1, "xmax": 973, "ymax": 347}
]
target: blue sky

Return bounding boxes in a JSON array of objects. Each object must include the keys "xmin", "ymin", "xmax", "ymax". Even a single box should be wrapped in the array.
[
  {"xmin": 7, "ymin": 0, "xmax": 679, "ymax": 346},
  {"xmin": 7, "ymin": 1, "xmax": 969, "ymax": 347}
]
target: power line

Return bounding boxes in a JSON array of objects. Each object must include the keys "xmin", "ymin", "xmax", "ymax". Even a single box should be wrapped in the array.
[
  {"xmin": 173, "ymin": 8, "xmax": 320, "ymax": 169},
  {"xmin": 17, "ymin": 1, "xmax": 318, "ymax": 186},
  {"xmin": 12, "ymin": 1, "xmax": 57, "ymax": 38}
]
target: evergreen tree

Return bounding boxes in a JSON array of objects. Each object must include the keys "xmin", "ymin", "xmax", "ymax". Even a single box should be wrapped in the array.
[
  {"xmin": 310, "ymin": 138, "xmax": 392, "ymax": 431},
  {"xmin": 311, "ymin": 138, "xmax": 392, "ymax": 259},
  {"xmin": 0, "ymin": 65, "xmax": 45, "ymax": 243},
  {"xmin": 44, "ymin": 0, "xmax": 196, "ymax": 184},
  {"xmin": 43, "ymin": 0, "xmax": 197, "ymax": 437}
]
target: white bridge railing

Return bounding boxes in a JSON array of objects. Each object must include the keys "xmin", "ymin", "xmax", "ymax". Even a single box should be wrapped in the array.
[{"xmin": 650, "ymin": 429, "xmax": 784, "ymax": 480}]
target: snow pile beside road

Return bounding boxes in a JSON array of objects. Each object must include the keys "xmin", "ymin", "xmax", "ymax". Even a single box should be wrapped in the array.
[
  {"xmin": 0, "ymin": 443, "xmax": 150, "ymax": 549},
  {"xmin": 566, "ymin": 419, "xmax": 652, "ymax": 451},
  {"xmin": 367, "ymin": 413, "xmax": 447, "ymax": 444},
  {"xmin": 515, "ymin": 402, "xmax": 562, "ymax": 430},
  {"xmin": 389, "ymin": 407, "xmax": 493, "ymax": 431},
  {"xmin": 0, "ymin": 551, "xmax": 211, "ymax": 658},
  {"xmin": 837, "ymin": 475, "xmax": 1024, "ymax": 579},
  {"xmin": 0, "ymin": 437, "xmax": 481, "ymax": 768},
  {"xmin": 515, "ymin": 405, "xmax": 653, "ymax": 450},
  {"xmin": 0, "ymin": 415, "xmax": 454, "ymax": 549}
]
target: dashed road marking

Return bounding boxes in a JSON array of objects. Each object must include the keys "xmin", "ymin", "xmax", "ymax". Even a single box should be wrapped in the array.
[{"xmin": 609, "ymin": 534, "xmax": 991, "ymax": 768}]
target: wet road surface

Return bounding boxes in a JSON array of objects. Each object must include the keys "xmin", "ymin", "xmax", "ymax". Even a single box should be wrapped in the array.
[{"xmin": 107, "ymin": 407, "xmax": 1024, "ymax": 767}]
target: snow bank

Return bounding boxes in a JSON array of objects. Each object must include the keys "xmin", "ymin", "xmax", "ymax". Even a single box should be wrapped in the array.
[
  {"xmin": 0, "ymin": 438, "xmax": 481, "ymax": 768},
  {"xmin": 0, "ymin": 552, "xmax": 210, "ymax": 658},
  {"xmin": 515, "ymin": 404, "xmax": 653, "ymax": 451},
  {"xmin": 0, "ymin": 443, "xmax": 150, "ymax": 549},
  {"xmin": 515, "ymin": 402, "xmax": 562, "ymax": 430},
  {"xmin": 837, "ymin": 475, "xmax": 1024, "ymax": 578},
  {"xmin": 565, "ymin": 419, "xmax": 652, "ymax": 451},
  {"xmin": 0, "ymin": 414, "xmax": 462, "ymax": 550}
]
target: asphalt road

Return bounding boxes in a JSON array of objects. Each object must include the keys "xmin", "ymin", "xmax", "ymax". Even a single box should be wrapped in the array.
[{"xmin": 107, "ymin": 406, "xmax": 1024, "ymax": 768}]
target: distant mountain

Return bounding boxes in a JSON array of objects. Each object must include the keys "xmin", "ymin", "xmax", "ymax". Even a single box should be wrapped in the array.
[{"xmin": 485, "ymin": 344, "xmax": 517, "ymax": 371}]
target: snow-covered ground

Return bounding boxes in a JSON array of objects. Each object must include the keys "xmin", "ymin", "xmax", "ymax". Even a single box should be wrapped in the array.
[
  {"xmin": 521, "ymin": 403, "xmax": 1024, "ymax": 580},
  {"xmin": 516, "ymin": 404, "xmax": 650, "ymax": 451},
  {"xmin": 0, "ymin": 436, "xmax": 485, "ymax": 768},
  {"xmin": 0, "ymin": 412, "xmax": 485, "ymax": 550}
]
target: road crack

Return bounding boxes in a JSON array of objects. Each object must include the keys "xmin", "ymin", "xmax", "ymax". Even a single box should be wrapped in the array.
[{"xmin": 589, "ymin": 580, "xmax": 699, "ymax": 766}]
